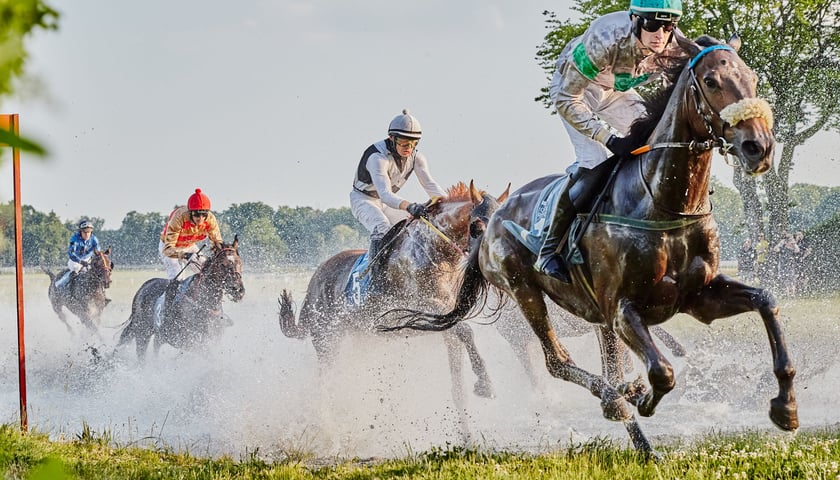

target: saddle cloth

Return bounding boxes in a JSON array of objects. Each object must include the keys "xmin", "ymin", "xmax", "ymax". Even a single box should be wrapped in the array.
[
  {"xmin": 345, "ymin": 253, "xmax": 372, "ymax": 307},
  {"xmin": 153, "ymin": 277, "xmax": 193, "ymax": 328},
  {"xmin": 501, "ymin": 175, "xmax": 585, "ymax": 265}
]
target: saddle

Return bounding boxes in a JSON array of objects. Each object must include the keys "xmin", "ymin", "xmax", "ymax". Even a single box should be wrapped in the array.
[
  {"xmin": 344, "ymin": 219, "xmax": 408, "ymax": 307},
  {"xmin": 502, "ymin": 176, "xmax": 587, "ymax": 266}
]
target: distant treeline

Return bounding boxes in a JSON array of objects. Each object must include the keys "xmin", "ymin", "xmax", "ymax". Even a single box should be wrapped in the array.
[
  {"xmin": 0, "ymin": 182, "xmax": 838, "ymax": 291},
  {"xmin": 0, "ymin": 201, "xmax": 367, "ymax": 270}
]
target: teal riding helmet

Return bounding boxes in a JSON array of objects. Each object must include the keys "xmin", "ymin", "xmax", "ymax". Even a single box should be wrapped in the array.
[{"xmin": 629, "ymin": 0, "xmax": 682, "ymax": 21}]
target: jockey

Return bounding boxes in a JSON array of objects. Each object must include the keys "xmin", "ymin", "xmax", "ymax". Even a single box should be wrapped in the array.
[
  {"xmin": 159, "ymin": 188, "xmax": 223, "ymax": 315},
  {"xmin": 350, "ymin": 108, "xmax": 447, "ymax": 284},
  {"xmin": 535, "ymin": 0, "xmax": 684, "ymax": 283},
  {"xmin": 55, "ymin": 219, "xmax": 101, "ymax": 289}
]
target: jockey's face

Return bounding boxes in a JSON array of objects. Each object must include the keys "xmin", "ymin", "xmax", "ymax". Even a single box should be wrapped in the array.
[
  {"xmin": 80, "ymin": 228, "xmax": 93, "ymax": 239},
  {"xmin": 637, "ymin": 16, "xmax": 674, "ymax": 54},
  {"xmin": 190, "ymin": 210, "xmax": 209, "ymax": 223},
  {"xmin": 390, "ymin": 136, "xmax": 419, "ymax": 156}
]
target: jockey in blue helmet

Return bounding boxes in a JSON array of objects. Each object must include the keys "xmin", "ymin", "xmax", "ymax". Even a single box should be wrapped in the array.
[
  {"xmin": 55, "ymin": 219, "xmax": 102, "ymax": 289},
  {"xmin": 535, "ymin": 0, "xmax": 684, "ymax": 283}
]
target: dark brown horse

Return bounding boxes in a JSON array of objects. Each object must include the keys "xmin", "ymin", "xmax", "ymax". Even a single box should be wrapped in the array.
[
  {"xmin": 43, "ymin": 248, "xmax": 113, "ymax": 333},
  {"xmin": 382, "ymin": 35, "xmax": 798, "ymax": 453},
  {"xmin": 118, "ymin": 237, "xmax": 244, "ymax": 361},
  {"xmin": 278, "ymin": 181, "xmax": 509, "ymax": 441}
]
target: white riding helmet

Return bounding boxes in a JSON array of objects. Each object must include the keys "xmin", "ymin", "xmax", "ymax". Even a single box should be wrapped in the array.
[{"xmin": 387, "ymin": 108, "xmax": 422, "ymax": 140}]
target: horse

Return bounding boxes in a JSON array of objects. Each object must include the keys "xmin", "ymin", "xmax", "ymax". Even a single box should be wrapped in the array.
[
  {"xmin": 42, "ymin": 248, "xmax": 113, "ymax": 333},
  {"xmin": 381, "ymin": 34, "xmax": 798, "ymax": 453},
  {"xmin": 117, "ymin": 237, "xmax": 244, "ymax": 361},
  {"xmin": 495, "ymin": 300, "xmax": 686, "ymax": 390},
  {"xmin": 278, "ymin": 181, "xmax": 509, "ymax": 442}
]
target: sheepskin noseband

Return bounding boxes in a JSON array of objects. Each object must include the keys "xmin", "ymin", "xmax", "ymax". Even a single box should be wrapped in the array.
[{"xmin": 720, "ymin": 98, "xmax": 774, "ymax": 129}]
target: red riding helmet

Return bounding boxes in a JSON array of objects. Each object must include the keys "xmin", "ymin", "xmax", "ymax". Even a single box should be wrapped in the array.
[{"xmin": 187, "ymin": 188, "xmax": 211, "ymax": 211}]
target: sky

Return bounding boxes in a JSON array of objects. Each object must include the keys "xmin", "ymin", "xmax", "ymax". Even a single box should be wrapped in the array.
[{"xmin": 1, "ymin": 0, "xmax": 839, "ymax": 229}]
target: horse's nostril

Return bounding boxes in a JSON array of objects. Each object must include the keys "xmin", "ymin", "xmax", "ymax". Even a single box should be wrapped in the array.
[{"xmin": 742, "ymin": 140, "xmax": 763, "ymax": 158}]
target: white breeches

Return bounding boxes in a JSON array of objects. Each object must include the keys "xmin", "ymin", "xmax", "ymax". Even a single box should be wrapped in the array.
[
  {"xmin": 349, "ymin": 189, "xmax": 409, "ymax": 240},
  {"xmin": 158, "ymin": 240, "xmax": 201, "ymax": 280}
]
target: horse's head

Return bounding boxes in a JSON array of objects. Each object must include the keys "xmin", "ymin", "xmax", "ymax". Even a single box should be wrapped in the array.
[
  {"xmin": 205, "ymin": 236, "xmax": 245, "ymax": 302},
  {"xmin": 423, "ymin": 182, "xmax": 511, "ymax": 255},
  {"xmin": 676, "ymin": 33, "xmax": 775, "ymax": 175},
  {"xmin": 468, "ymin": 180, "xmax": 510, "ymax": 241},
  {"xmin": 91, "ymin": 248, "xmax": 113, "ymax": 288}
]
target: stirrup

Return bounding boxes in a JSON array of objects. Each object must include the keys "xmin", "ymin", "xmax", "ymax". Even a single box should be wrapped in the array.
[{"xmin": 534, "ymin": 254, "xmax": 572, "ymax": 284}]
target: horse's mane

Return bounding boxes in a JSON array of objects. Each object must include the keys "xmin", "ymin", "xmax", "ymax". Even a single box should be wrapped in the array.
[
  {"xmin": 626, "ymin": 36, "xmax": 724, "ymax": 146},
  {"xmin": 445, "ymin": 182, "xmax": 484, "ymax": 202}
]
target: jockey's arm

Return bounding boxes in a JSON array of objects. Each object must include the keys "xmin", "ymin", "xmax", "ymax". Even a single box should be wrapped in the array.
[
  {"xmin": 368, "ymin": 155, "xmax": 407, "ymax": 210},
  {"xmin": 551, "ymin": 61, "xmax": 614, "ymax": 145},
  {"xmin": 413, "ymin": 152, "xmax": 448, "ymax": 199}
]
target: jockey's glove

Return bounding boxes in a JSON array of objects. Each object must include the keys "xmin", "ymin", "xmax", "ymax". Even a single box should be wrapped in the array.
[
  {"xmin": 407, "ymin": 202, "xmax": 429, "ymax": 219},
  {"xmin": 606, "ymin": 134, "xmax": 637, "ymax": 158},
  {"xmin": 181, "ymin": 252, "xmax": 195, "ymax": 262},
  {"xmin": 80, "ymin": 260, "xmax": 90, "ymax": 267}
]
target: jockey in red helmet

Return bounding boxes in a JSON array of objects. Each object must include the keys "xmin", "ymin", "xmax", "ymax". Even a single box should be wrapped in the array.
[{"xmin": 159, "ymin": 188, "xmax": 222, "ymax": 280}]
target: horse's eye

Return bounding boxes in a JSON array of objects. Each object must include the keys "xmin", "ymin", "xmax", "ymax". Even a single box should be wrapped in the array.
[{"xmin": 703, "ymin": 77, "xmax": 718, "ymax": 89}]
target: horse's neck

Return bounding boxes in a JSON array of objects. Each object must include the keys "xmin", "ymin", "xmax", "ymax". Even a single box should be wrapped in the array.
[{"xmin": 621, "ymin": 85, "xmax": 713, "ymax": 218}]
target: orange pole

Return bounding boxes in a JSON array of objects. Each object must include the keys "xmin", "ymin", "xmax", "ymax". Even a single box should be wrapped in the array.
[{"xmin": 1, "ymin": 114, "xmax": 27, "ymax": 432}]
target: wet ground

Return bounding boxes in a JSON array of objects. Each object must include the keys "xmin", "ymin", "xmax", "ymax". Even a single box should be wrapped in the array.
[{"xmin": 1, "ymin": 269, "xmax": 837, "ymax": 460}]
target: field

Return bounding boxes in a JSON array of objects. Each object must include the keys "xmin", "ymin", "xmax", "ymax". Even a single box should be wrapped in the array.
[{"xmin": 1, "ymin": 267, "xmax": 840, "ymax": 477}]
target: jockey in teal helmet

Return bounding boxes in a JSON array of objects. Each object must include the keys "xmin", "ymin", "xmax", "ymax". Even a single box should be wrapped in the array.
[{"xmin": 536, "ymin": 0, "xmax": 684, "ymax": 283}]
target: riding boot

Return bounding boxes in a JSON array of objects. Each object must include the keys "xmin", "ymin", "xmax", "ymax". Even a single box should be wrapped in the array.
[
  {"xmin": 163, "ymin": 279, "xmax": 180, "ymax": 321},
  {"xmin": 366, "ymin": 237, "xmax": 384, "ymax": 294},
  {"xmin": 533, "ymin": 184, "xmax": 577, "ymax": 283}
]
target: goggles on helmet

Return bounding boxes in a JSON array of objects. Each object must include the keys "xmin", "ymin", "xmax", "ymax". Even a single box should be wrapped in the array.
[{"xmin": 639, "ymin": 17, "xmax": 677, "ymax": 33}]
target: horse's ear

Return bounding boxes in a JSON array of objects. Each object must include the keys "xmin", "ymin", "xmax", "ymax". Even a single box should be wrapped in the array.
[
  {"xmin": 727, "ymin": 33, "xmax": 741, "ymax": 52},
  {"xmin": 104, "ymin": 247, "xmax": 111, "ymax": 255},
  {"xmin": 469, "ymin": 180, "xmax": 483, "ymax": 204},
  {"xmin": 497, "ymin": 183, "xmax": 511, "ymax": 204},
  {"xmin": 673, "ymin": 30, "xmax": 701, "ymax": 57},
  {"xmin": 232, "ymin": 234, "xmax": 239, "ymax": 250}
]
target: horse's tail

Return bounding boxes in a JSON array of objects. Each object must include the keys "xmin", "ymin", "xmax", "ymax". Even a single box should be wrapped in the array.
[
  {"xmin": 278, "ymin": 289, "xmax": 308, "ymax": 339},
  {"xmin": 378, "ymin": 232, "xmax": 491, "ymax": 332}
]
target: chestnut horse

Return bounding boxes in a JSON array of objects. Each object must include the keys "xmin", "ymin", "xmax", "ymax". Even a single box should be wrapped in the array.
[
  {"xmin": 382, "ymin": 35, "xmax": 798, "ymax": 453},
  {"xmin": 43, "ymin": 248, "xmax": 113, "ymax": 333},
  {"xmin": 118, "ymin": 237, "xmax": 244, "ymax": 361},
  {"xmin": 278, "ymin": 181, "xmax": 509, "ymax": 441}
]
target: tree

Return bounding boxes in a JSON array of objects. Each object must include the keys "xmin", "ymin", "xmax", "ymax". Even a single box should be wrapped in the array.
[
  {"xmin": 0, "ymin": 0, "xmax": 58, "ymax": 158},
  {"xmin": 535, "ymin": 0, "xmax": 840, "ymax": 248},
  {"xmin": 220, "ymin": 202, "xmax": 289, "ymax": 269},
  {"xmin": 110, "ymin": 211, "xmax": 165, "ymax": 266}
]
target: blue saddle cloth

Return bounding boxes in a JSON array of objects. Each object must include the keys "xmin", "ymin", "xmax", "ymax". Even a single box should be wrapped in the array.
[
  {"xmin": 502, "ymin": 175, "xmax": 584, "ymax": 265},
  {"xmin": 344, "ymin": 253, "xmax": 372, "ymax": 307}
]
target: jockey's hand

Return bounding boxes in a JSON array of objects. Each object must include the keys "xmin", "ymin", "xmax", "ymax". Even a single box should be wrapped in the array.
[
  {"xmin": 606, "ymin": 135, "xmax": 637, "ymax": 158},
  {"xmin": 181, "ymin": 252, "xmax": 195, "ymax": 262},
  {"xmin": 80, "ymin": 260, "xmax": 90, "ymax": 267},
  {"xmin": 407, "ymin": 202, "xmax": 429, "ymax": 219}
]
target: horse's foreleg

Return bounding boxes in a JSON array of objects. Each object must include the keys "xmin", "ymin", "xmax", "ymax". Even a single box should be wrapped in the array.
[
  {"xmin": 514, "ymin": 287, "xmax": 632, "ymax": 423},
  {"xmin": 682, "ymin": 274, "xmax": 798, "ymax": 432},
  {"xmin": 452, "ymin": 323, "xmax": 495, "ymax": 399},
  {"xmin": 614, "ymin": 300, "xmax": 674, "ymax": 418}
]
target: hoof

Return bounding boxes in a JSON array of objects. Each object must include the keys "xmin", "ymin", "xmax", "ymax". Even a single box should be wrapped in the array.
[
  {"xmin": 601, "ymin": 388, "xmax": 632, "ymax": 422},
  {"xmin": 770, "ymin": 397, "xmax": 799, "ymax": 431},
  {"xmin": 474, "ymin": 380, "xmax": 495, "ymax": 399},
  {"xmin": 618, "ymin": 376, "xmax": 648, "ymax": 406}
]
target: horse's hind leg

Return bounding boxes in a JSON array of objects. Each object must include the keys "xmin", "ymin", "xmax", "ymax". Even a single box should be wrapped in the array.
[
  {"xmin": 452, "ymin": 323, "xmax": 494, "ymax": 399},
  {"xmin": 651, "ymin": 325, "xmax": 686, "ymax": 357},
  {"xmin": 682, "ymin": 274, "xmax": 798, "ymax": 431},
  {"xmin": 442, "ymin": 330, "xmax": 472, "ymax": 445}
]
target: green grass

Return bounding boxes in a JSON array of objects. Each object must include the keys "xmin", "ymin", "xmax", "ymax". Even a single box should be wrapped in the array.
[{"xmin": 1, "ymin": 423, "xmax": 839, "ymax": 479}]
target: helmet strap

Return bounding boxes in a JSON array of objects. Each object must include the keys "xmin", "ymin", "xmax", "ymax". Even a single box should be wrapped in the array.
[{"xmin": 386, "ymin": 137, "xmax": 406, "ymax": 163}]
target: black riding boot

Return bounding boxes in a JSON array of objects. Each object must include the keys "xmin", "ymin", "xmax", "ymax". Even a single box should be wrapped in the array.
[
  {"xmin": 534, "ymin": 185, "xmax": 577, "ymax": 283},
  {"xmin": 366, "ymin": 238, "xmax": 384, "ymax": 293},
  {"xmin": 163, "ymin": 279, "xmax": 180, "ymax": 321}
]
